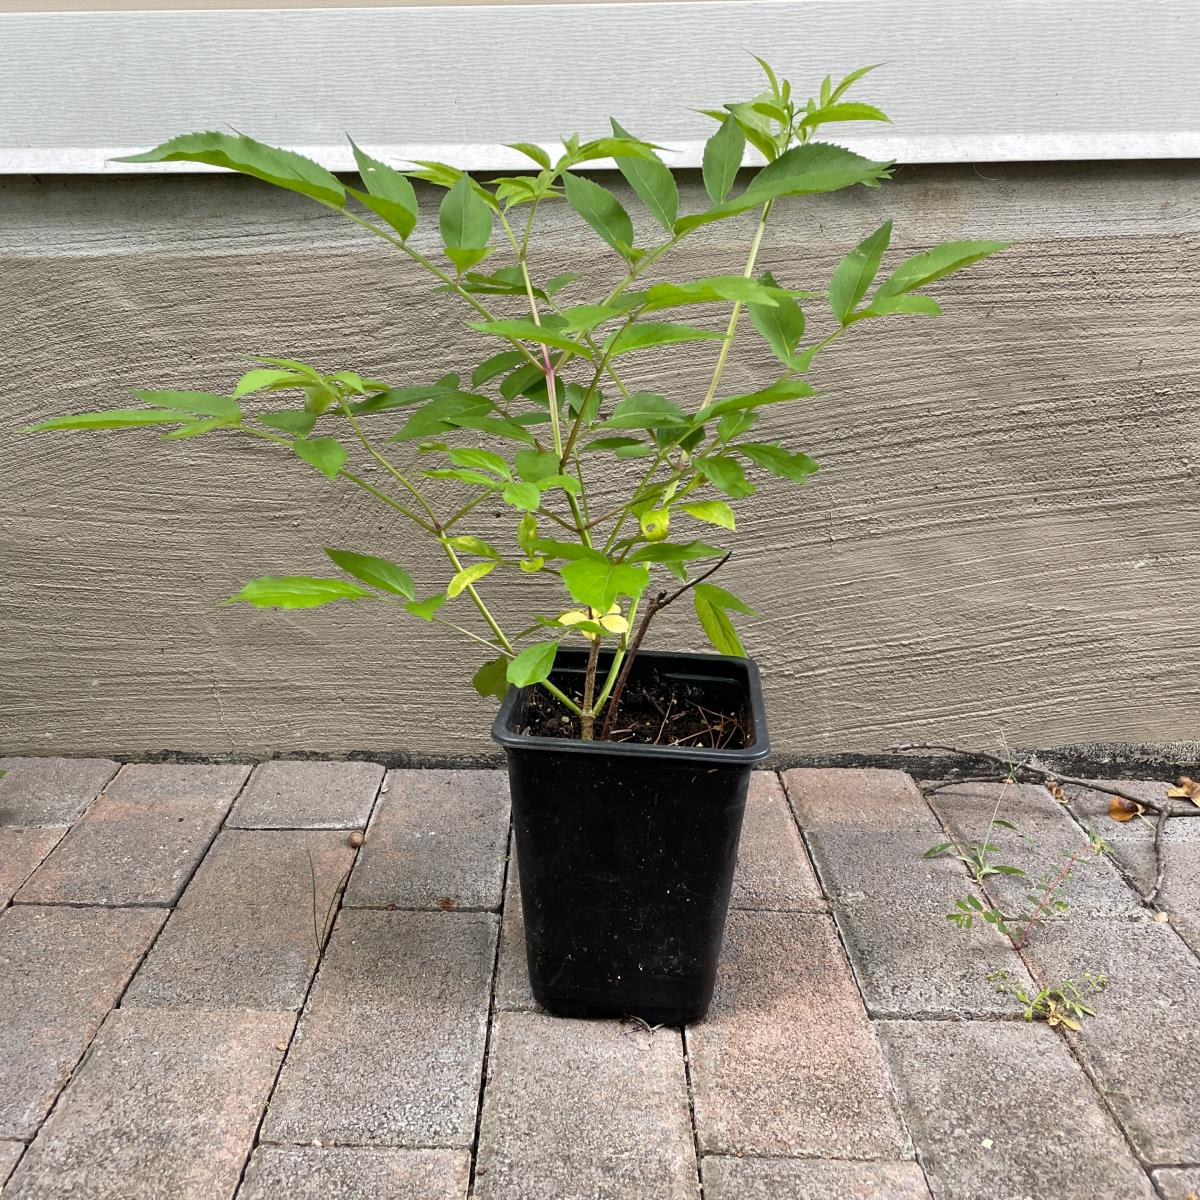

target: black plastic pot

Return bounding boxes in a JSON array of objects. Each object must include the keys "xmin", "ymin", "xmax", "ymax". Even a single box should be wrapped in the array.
[{"xmin": 491, "ymin": 648, "xmax": 770, "ymax": 1024}]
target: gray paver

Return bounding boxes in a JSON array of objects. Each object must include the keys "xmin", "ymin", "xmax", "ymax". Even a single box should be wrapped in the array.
[
  {"xmin": 15, "ymin": 763, "xmax": 249, "ymax": 906},
  {"xmin": 343, "ymin": 769, "xmax": 509, "ymax": 910},
  {"xmin": 1022, "ymin": 916, "xmax": 1200, "ymax": 1164},
  {"xmin": 0, "ymin": 828, "xmax": 64, "ymax": 907},
  {"xmin": 0, "ymin": 905, "xmax": 166, "ymax": 1139},
  {"xmin": 703, "ymin": 1157, "xmax": 932, "ymax": 1200},
  {"xmin": 495, "ymin": 856, "xmax": 536, "ymax": 1013},
  {"xmin": 238, "ymin": 1147, "xmax": 470, "ymax": 1200},
  {"xmin": 227, "ymin": 760, "xmax": 385, "ymax": 829},
  {"xmin": 730, "ymin": 772, "xmax": 824, "ymax": 911},
  {"xmin": 878, "ymin": 1019, "xmax": 1154, "ymax": 1200},
  {"xmin": 263, "ymin": 909, "xmax": 496, "ymax": 1148},
  {"xmin": 927, "ymin": 781, "xmax": 1139, "ymax": 916},
  {"xmin": 0, "ymin": 757, "xmax": 118, "ymax": 826},
  {"xmin": 123, "ymin": 829, "xmax": 359, "ymax": 1010},
  {"xmin": 783, "ymin": 768, "xmax": 1033, "ymax": 1017},
  {"xmin": 688, "ymin": 910, "xmax": 908, "ymax": 1158},
  {"xmin": 5, "ymin": 1007, "xmax": 291, "ymax": 1200},
  {"xmin": 475, "ymin": 1012, "xmax": 698, "ymax": 1200},
  {"xmin": 0, "ymin": 1141, "xmax": 24, "ymax": 1186},
  {"xmin": 1153, "ymin": 1168, "xmax": 1200, "ymax": 1200}
]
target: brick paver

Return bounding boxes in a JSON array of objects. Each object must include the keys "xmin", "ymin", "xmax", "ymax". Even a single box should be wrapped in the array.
[
  {"xmin": 262, "ymin": 909, "xmax": 496, "ymax": 1148},
  {"xmin": 783, "ymin": 768, "xmax": 1032, "ymax": 1017},
  {"xmin": 703, "ymin": 1157, "xmax": 932, "ymax": 1200},
  {"xmin": 475, "ymin": 1012, "xmax": 698, "ymax": 1200},
  {"xmin": 238, "ymin": 1147, "xmax": 470, "ymax": 1200},
  {"xmin": 344, "ymin": 770, "xmax": 509, "ymax": 910},
  {"xmin": 123, "ymin": 830, "xmax": 359, "ymax": 1010},
  {"xmin": 730, "ymin": 773, "xmax": 824, "ymax": 911},
  {"xmin": 688, "ymin": 910, "xmax": 909, "ymax": 1158},
  {"xmin": 1022, "ymin": 916, "xmax": 1200, "ymax": 1164},
  {"xmin": 494, "ymin": 857, "xmax": 535, "ymax": 1013},
  {"xmin": 926, "ymin": 781, "xmax": 1139, "ymax": 916},
  {"xmin": 0, "ymin": 758, "xmax": 118, "ymax": 826},
  {"xmin": 227, "ymin": 760, "xmax": 385, "ymax": 829},
  {"xmin": 0, "ymin": 827, "xmax": 64, "ymax": 907},
  {"xmin": 5, "ymin": 1008, "xmax": 291, "ymax": 1200},
  {"xmin": 0, "ymin": 905, "xmax": 165, "ymax": 1140},
  {"xmin": 15, "ymin": 763, "xmax": 249, "ymax": 906}
]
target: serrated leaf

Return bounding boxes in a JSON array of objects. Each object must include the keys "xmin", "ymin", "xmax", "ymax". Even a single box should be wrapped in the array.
[
  {"xmin": 874, "ymin": 239, "xmax": 1009, "ymax": 299},
  {"xmin": 135, "ymin": 390, "xmax": 242, "ymax": 419},
  {"xmin": 349, "ymin": 136, "xmax": 419, "ymax": 237},
  {"xmin": 595, "ymin": 392, "xmax": 689, "ymax": 431},
  {"xmin": 391, "ymin": 393, "xmax": 494, "ymax": 441},
  {"xmin": 439, "ymin": 174, "xmax": 493, "ymax": 266},
  {"xmin": 562, "ymin": 172, "xmax": 635, "ymax": 259},
  {"xmin": 292, "ymin": 436, "xmax": 347, "ymax": 480},
  {"xmin": 225, "ymin": 575, "xmax": 369, "ymax": 609},
  {"xmin": 502, "ymin": 482, "xmax": 542, "ymax": 511},
  {"xmin": 699, "ymin": 378, "xmax": 815, "ymax": 423},
  {"xmin": 829, "ymin": 219, "xmax": 893, "ymax": 325},
  {"xmin": 446, "ymin": 447, "xmax": 511, "ymax": 478},
  {"xmin": 680, "ymin": 500, "xmax": 736, "ymax": 530},
  {"xmin": 506, "ymin": 639, "xmax": 559, "ymax": 688},
  {"xmin": 472, "ymin": 654, "xmax": 511, "ymax": 701},
  {"xmin": 702, "ymin": 115, "xmax": 745, "ymax": 204},
  {"xmin": 506, "ymin": 142, "xmax": 552, "ymax": 169},
  {"xmin": 861, "ymin": 294, "xmax": 944, "ymax": 318},
  {"xmin": 611, "ymin": 117, "xmax": 678, "ymax": 232},
  {"xmin": 405, "ymin": 593, "xmax": 446, "ymax": 621},
  {"xmin": 24, "ymin": 408, "xmax": 179, "ymax": 432},
  {"xmin": 626, "ymin": 540, "xmax": 723, "ymax": 564},
  {"xmin": 447, "ymin": 562, "xmax": 496, "ymax": 597},
  {"xmin": 469, "ymin": 318, "xmax": 590, "ymax": 357},
  {"xmin": 607, "ymin": 322, "xmax": 722, "ymax": 357},
  {"xmin": 556, "ymin": 304, "xmax": 624, "ymax": 335},
  {"xmin": 737, "ymin": 442, "xmax": 820, "ymax": 481},
  {"xmin": 640, "ymin": 275, "xmax": 784, "ymax": 311},
  {"xmin": 560, "ymin": 558, "xmax": 650, "ymax": 610},
  {"xmin": 694, "ymin": 582, "xmax": 747, "ymax": 656},
  {"xmin": 115, "ymin": 131, "xmax": 345, "ymax": 208},
  {"xmin": 748, "ymin": 271, "xmax": 805, "ymax": 362},
  {"xmin": 324, "ymin": 548, "xmax": 414, "ymax": 598},
  {"xmin": 695, "ymin": 456, "xmax": 755, "ymax": 498},
  {"xmin": 472, "ymin": 350, "xmax": 527, "ymax": 389},
  {"xmin": 259, "ymin": 411, "xmax": 317, "ymax": 436}
]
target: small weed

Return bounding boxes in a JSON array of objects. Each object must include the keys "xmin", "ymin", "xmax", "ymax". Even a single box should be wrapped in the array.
[{"xmin": 989, "ymin": 968, "xmax": 1108, "ymax": 1031}]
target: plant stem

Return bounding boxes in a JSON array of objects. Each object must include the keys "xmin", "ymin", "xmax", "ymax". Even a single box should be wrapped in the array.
[
  {"xmin": 579, "ymin": 637, "xmax": 602, "ymax": 740},
  {"xmin": 440, "ymin": 540, "xmax": 514, "ymax": 653}
]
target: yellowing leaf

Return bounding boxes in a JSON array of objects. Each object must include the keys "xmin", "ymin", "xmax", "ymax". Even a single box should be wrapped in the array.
[
  {"xmin": 447, "ymin": 562, "xmax": 495, "ymax": 597},
  {"xmin": 1166, "ymin": 776, "xmax": 1200, "ymax": 807},
  {"xmin": 1107, "ymin": 796, "xmax": 1144, "ymax": 823}
]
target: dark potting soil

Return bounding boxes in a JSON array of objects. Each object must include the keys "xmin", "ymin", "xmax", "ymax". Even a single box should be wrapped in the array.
[{"xmin": 519, "ymin": 670, "xmax": 751, "ymax": 749}]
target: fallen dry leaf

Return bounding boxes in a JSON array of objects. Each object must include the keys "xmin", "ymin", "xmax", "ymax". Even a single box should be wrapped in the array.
[
  {"xmin": 1166, "ymin": 776, "xmax": 1200, "ymax": 807},
  {"xmin": 440, "ymin": 896, "xmax": 455, "ymax": 911},
  {"xmin": 1108, "ymin": 795, "xmax": 1144, "ymax": 822},
  {"xmin": 1045, "ymin": 780, "xmax": 1067, "ymax": 803}
]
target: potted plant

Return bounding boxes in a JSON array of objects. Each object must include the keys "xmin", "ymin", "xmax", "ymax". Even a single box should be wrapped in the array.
[{"xmin": 30, "ymin": 59, "xmax": 1006, "ymax": 1023}]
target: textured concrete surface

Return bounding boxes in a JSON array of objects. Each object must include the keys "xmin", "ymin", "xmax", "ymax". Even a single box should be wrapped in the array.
[
  {"xmin": 3, "ymin": 164, "xmax": 1199, "ymax": 759},
  {"xmin": 688, "ymin": 911, "xmax": 908, "ymax": 1158},
  {"xmin": 475, "ymin": 1013, "xmax": 698, "ymax": 1200},
  {"xmin": 784, "ymin": 768, "xmax": 1033, "ymax": 1017},
  {"xmin": 1, "ymin": 762, "xmax": 1187, "ymax": 1196},
  {"xmin": 0, "ymin": 757, "xmax": 117, "ymax": 825},
  {"xmin": 122, "ymin": 829, "xmax": 358, "ymax": 1010},
  {"xmin": 343, "ymin": 770, "xmax": 509, "ymax": 910},
  {"xmin": 879, "ymin": 1019, "xmax": 1155, "ymax": 1200},
  {"xmin": 5, "ymin": 1008, "xmax": 292, "ymax": 1200},
  {"xmin": 1023, "ymin": 917, "xmax": 1200, "ymax": 1165},
  {"xmin": 228, "ymin": 759, "xmax": 384, "ymax": 829},
  {"xmin": 14, "ymin": 765, "xmax": 241, "ymax": 906},
  {"xmin": 0, "ymin": 1141, "xmax": 24, "ymax": 1186},
  {"xmin": 0, "ymin": 904, "xmax": 165, "ymax": 1139},
  {"xmin": 0, "ymin": 827, "xmax": 64, "ymax": 906},
  {"xmin": 238, "ymin": 1147, "xmax": 471, "ymax": 1200},
  {"xmin": 703, "ymin": 1157, "xmax": 932, "ymax": 1200},
  {"xmin": 262, "ymin": 909, "xmax": 496, "ymax": 1147},
  {"xmin": 1154, "ymin": 1168, "xmax": 1200, "ymax": 1200}
]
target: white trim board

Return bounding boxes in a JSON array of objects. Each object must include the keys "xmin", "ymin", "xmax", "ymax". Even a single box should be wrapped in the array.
[{"xmin": 2, "ymin": 1, "xmax": 1198, "ymax": 175}]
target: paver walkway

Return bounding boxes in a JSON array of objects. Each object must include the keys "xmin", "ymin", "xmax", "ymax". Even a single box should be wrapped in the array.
[{"xmin": 1, "ymin": 757, "xmax": 1197, "ymax": 1200}]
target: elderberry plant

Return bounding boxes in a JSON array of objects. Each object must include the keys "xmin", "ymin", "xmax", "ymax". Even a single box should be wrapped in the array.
[{"xmin": 29, "ymin": 59, "xmax": 1007, "ymax": 740}]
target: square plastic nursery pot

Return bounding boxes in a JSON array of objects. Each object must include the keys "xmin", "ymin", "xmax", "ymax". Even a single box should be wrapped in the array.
[{"xmin": 491, "ymin": 647, "xmax": 770, "ymax": 1025}]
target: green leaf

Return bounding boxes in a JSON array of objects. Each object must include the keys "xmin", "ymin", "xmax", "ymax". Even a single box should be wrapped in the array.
[
  {"xmin": 446, "ymin": 535, "xmax": 501, "ymax": 559},
  {"xmin": 738, "ymin": 442, "xmax": 820, "ymax": 481},
  {"xmin": 134, "ymin": 390, "xmax": 241, "ymax": 420},
  {"xmin": 391, "ymin": 393, "xmax": 494, "ymax": 441},
  {"xmin": 323, "ymin": 547, "xmax": 414, "ymax": 598},
  {"xmin": 861, "ymin": 294, "xmax": 944, "ymax": 318},
  {"xmin": 556, "ymin": 304, "xmax": 624, "ymax": 335},
  {"xmin": 349, "ymin": 137, "xmax": 418, "ymax": 239},
  {"xmin": 546, "ymin": 273, "xmax": 579, "ymax": 296},
  {"xmin": 695, "ymin": 582, "xmax": 755, "ymax": 615},
  {"xmin": 232, "ymin": 369, "xmax": 304, "ymax": 399},
  {"xmin": 702, "ymin": 115, "xmax": 745, "ymax": 203},
  {"xmin": 423, "ymin": 468, "xmax": 503, "ymax": 489},
  {"xmin": 439, "ymin": 174, "xmax": 493, "ymax": 266},
  {"xmin": 472, "ymin": 654, "xmax": 512, "ymax": 701},
  {"xmin": 448, "ymin": 562, "xmax": 496, "ymax": 597},
  {"xmin": 694, "ymin": 582, "xmax": 748, "ymax": 656},
  {"xmin": 259, "ymin": 411, "xmax": 317, "ymax": 436},
  {"xmin": 800, "ymin": 102, "xmax": 891, "ymax": 129},
  {"xmin": 607, "ymin": 322, "xmax": 722, "ymax": 357},
  {"xmin": 405, "ymin": 593, "xmax": 446, "ymax": 621},
  {"xmin": 26, "ymin": 408, "xmax": 188, "ymax": 432},
  {"xmin": 700, "ymin": 378, "xmax": 815, "ymax": 423},
  {"xmin": 583, "ymin": 436, "xmax": 648, "ymax": 454},
  {"xmin": 874, "ymin": 240, "xmax": 1009, "ymax": 299},
  {"xmin": 596, "ymin": 393, "xmax": 689, "ymax": 431},
  {"xmin": 226, "ymin": 576, "xmax": 369, "ymax": 609},
  {"xmin": 829, "ymin": 220, "xmax": 893, "ymax": 325},
  {"xmin": 562, "ymin": 172, "xmax": 635, "ymax": 259},
  {"xmin": 680, "ymin": 500, "xmax": 736, "ymax": 530},
  {"xmin": 469, "ymin": 318, "xmax": 590, "ymax": 357},
  {"xmin": 506, "ymin": 639, "xmax": 559, "ymax": 688},
  {"xmin": 513, "ymin": 448, "xmax": 559, "ymax": 482},
  {"xmin": 831, "ymin": 63, "xmax": 883, "ymax": 102},
  {"xmin": 472, "ymin": 350, "xmax": 527, "ymax": 388},
  {"xmin": 162, "ymin": 418, "xmax": 234, "ymax": 440},
  {"xmin": 349, "ymin": 380, "xmax": 460, "ymax": 414},
  {"xmin": 748, "ymin": 271, "xmax": 805, "ymax": 362},
  {"xmin": 560, "ymin": 559, "xmax": 650, "ymax": 610},
  {"xmin": 611, "ymin": 117, "xmax": 678, "ymax": 232},
  {"xmin": 502, "ymin": 482, "xmax": 542, "ymax": 511},
  {"xmin": 292, "ymin": 436, "xmax": 347, "ymax": 480},
  {"xmin": 717, "ymin": 410, "xmax": 757, "ymax": 442},
  {"xmin": 506, "ymin": 142, "xmax": 552, "ymax": 169},
  {"xmin": 640, "ymin": 275, "xmax": 784, "ymax": 312},
  {"xmin": 626, "ymin": 540, "xmax": 723, "ymax": 564},
  {"xmin": 446, "ymin": 447, "xmax": 511, "ymax": 478},
  {"xmin": 531, "ymin": 539, "xmax": 605, "ymax": 562},
  {"xmin": 115, "ymin": 131, "xmax": 345, "ymax": 207},
  {"xmin": 695, "ymin": 456, "xmax": 755, "ymax": 498}
]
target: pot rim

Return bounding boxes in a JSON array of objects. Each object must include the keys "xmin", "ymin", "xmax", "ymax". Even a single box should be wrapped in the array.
[{"xmin": 490, "ymin": 648, "xmax": 771, "ymax": 764}]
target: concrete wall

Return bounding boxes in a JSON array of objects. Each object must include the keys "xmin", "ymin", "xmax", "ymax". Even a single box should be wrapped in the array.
[{"xmin": 1, "ymin": 163, "xmax": 1198, "ymax": 762}]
